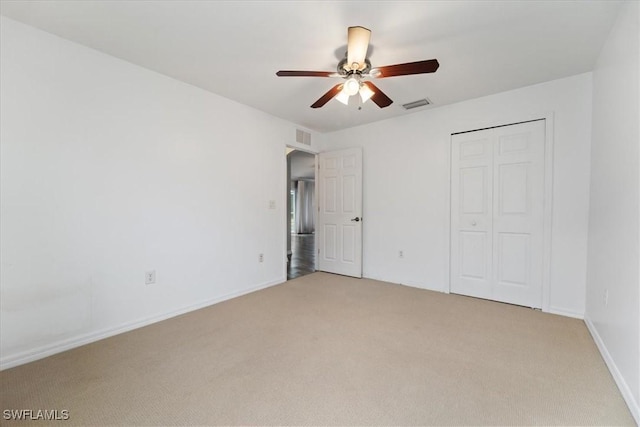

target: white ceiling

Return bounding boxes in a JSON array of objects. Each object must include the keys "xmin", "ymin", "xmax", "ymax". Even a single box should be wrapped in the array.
[{"xmin": 0, "ymin": 0, "xmax": 623, "ymax": 133}]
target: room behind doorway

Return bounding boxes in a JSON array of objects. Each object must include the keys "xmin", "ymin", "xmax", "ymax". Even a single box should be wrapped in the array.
[{"xmin": 287, "ymin": 149, "xmax": 316, "ymax": 280}]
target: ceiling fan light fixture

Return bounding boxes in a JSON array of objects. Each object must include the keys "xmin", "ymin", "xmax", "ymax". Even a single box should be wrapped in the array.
[
  {"xmin": 335, "ymin": 90, "xmax": 350, "ymax": 105},
  {"xmin": 359, "ymin": 83, "xmax": 374, "ymax": 103},
  {"xmin": 343, "ymin": 77, "xmax": 360, "ymax": 96}
]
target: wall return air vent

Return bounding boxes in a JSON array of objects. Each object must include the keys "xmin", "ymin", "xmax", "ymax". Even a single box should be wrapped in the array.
[
  {"xmin": 402, "ymin": 98, "xmax": 431, "ymax": 110},
  {"xmin": 296, "ymin": 129, "xmax": 311, "ymax": 145}
]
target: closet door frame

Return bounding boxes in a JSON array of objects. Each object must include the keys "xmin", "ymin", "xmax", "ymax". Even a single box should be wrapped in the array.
[{"xmin": 446, "ymin": 112, "xmax": 554, "ymax": 313}]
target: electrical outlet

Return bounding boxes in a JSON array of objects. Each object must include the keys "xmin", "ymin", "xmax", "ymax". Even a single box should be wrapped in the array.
[
  {"xmin": 399, "ymin": 250, "xmax": 404, "ymax": 259},
  {"xmin": 145, "ymin": 270, "xmax": 156, "ymax": 285},
  {"xmin": 259, "ymin": 253, "xmax": 264, "ymax": 263},
  {"xmin": 604, "ymin": 289, "xmax": 609, "ymax": 306}
]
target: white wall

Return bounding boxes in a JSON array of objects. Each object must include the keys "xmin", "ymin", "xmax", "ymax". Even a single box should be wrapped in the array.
[
  {"xmin": 0, "ymin": 17, "xmax": 316, "ymax": 368},
  {"xmin": 318, "ymin": 72, "xmax": 593, "ymax": 318},
  {"xmin": 585, "ymin": 1, "xmax": 640, "ymax": 421}
]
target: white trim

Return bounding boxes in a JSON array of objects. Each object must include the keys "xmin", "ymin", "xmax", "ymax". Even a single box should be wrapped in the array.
[
  {"xmin": 283, "ymin": 146, "xmax": 289, "ymax": 278},
  {"xmin": 314, "ymin": 154, "xmax": 319, "ymax": 272},
  {"xmin": 585, "ymin": 317, "xmax": 640, "ymax": 424},
  {"xmin": 548, "ymin": 306, "xmax": 584, "ymax": 319},
  {"xmin": 362, "ymin": 273, "xmax": 446, "ymax": 293},
  {"xmin": 397, "ymin": 279, "xmax": 438, "ymax": 291},
  {"xmin": 446, "ymin": 112, "xmax": 555, "ymax": 314},
  {"xmin": 0, "ymin": 277, "xmax": 285, "ymax": 371},
  {"xmin": 287, "ymin": 141, "xmax": 319, "ymax": 155},
  {"xmin": 541, "ymin": 114, "xmax": 555, "ymax": 313},
  {"xmin": 444, "ymin": 125, "xmax": 452, "ymax": 294}
]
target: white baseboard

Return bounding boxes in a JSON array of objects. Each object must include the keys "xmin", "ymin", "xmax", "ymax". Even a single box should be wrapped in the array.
[
  {"xmin": 363, "ymin": 274, "xmax": 446, "ymax": 293},
  {"xmin": 0, "ymin": 277, "xmax": 285, "ymax": 371},
  {"xmin": 367, "ymin": 277, "xmax": 586, "ymax": 318},
  {"xmin": 398, "ymin": 280, "xmax": 446, "ymax": 293},
  {"xmin": 585, "ymin": 317, "xmax": 640, "ymax": 425},
  {"xmin": 548, "ymin": 306, "xmax": 584, "ymax": 319}
]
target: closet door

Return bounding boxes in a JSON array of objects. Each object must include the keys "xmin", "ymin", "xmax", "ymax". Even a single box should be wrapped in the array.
[
  {"xmin": 450, "ymin": 120, "xmax": 545, "ymax": 308},
  {"xmin": 491, "ymin": 121, "xmax": 545, "ymax": 307},
  {"xmin": 450, "ymin": 129, "xmax": 495, "ymax": 301}
]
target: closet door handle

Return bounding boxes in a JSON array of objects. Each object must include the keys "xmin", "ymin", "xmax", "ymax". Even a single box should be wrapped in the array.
[{"xmin": 351, "ymin": 217, "xmax": 361, "ymax": 222}]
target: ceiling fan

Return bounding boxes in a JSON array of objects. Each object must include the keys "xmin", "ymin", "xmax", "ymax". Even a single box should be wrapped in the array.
[{"xmin": 276, "ymin": 26, "xmax": 439, "ymax": 109}]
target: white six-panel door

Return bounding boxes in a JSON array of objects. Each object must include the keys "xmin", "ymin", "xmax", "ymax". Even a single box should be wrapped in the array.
[
  {"xmin": 451, "ymin": 120, "xmax": 545, "ymax": 308},
  {"xmin": 317, "ymin": 148, "xmax": 363, "ymax": 278}
]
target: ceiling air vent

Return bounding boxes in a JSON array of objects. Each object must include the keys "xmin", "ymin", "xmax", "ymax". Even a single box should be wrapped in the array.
[
  {"xmin": 402, "ymin": 98, "xmax": 431, "ymax": 110},
  {"xmin": 296, "ymin": 129, "xmax": 311, "ymax": 145}
]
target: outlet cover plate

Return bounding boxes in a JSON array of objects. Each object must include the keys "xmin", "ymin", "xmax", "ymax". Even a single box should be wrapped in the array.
[{"xmin": 145, "ymin": 270, "xmax": 156, "ymax": 285}]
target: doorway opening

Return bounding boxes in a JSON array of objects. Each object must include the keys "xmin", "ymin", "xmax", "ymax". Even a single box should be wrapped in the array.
[{"xmin": 287, "ymin": 149, "xmax": 316, "ymax": 280}]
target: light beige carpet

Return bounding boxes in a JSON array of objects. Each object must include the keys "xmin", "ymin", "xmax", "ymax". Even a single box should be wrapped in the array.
[{"xmin": 0, "ymin": 272, "xmax": 635, "ymax": 426}]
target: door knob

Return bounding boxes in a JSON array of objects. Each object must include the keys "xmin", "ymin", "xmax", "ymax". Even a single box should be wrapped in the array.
[
  {"xmin": 351, "ymin": 217, "xmax": 361, "ymax": 222},
  {"xmin": 471, "ymin": 221, "xmax": 477, "ymax": 226}
]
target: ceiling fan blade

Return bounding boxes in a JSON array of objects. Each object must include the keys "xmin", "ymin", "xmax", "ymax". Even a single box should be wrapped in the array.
[
  {"xmin": 311, "ymin": 84, "xmax": 344, "ymax": 108},
  {"xmin": 276, "ymin": 70, "xmax": 338, "ymax": 77},
  {"xmin": 347, "ymin": 26, "xmax": 371, "ymax": 71},
  {"xmin": 375, "ymin": 59, "xmax": 439, "ymax": 78},
  {"xmin": 362, "ymin": 81, "xmax": 393, "ymax": 108}
]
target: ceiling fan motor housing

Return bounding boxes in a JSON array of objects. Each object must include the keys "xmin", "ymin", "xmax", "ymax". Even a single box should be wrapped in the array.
[{"xmin": 338, "ymin": 57, "xmax": 372, "ymax": 75}]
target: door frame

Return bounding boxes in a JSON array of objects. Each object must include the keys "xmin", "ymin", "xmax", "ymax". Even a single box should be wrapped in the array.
[
  {"xmin": 446, "ymin": 112, "xmax": 555, "ymax": 313},
  {"xmin": 283, "ymin": 142, "xmax": 319, "ymax": 280}
]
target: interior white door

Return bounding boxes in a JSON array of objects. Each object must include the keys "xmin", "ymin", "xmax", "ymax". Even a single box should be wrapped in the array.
[
  {"xmin": 317, "ymin": 147, "xmax": 363, "ymax": 278},
  {"xmin": 450, "ymin": 120, "xmax": 545, "ymax": 308},
  {"xmin": 450, "ymin": 130, "xmax": 495, "ymax": 300}
]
